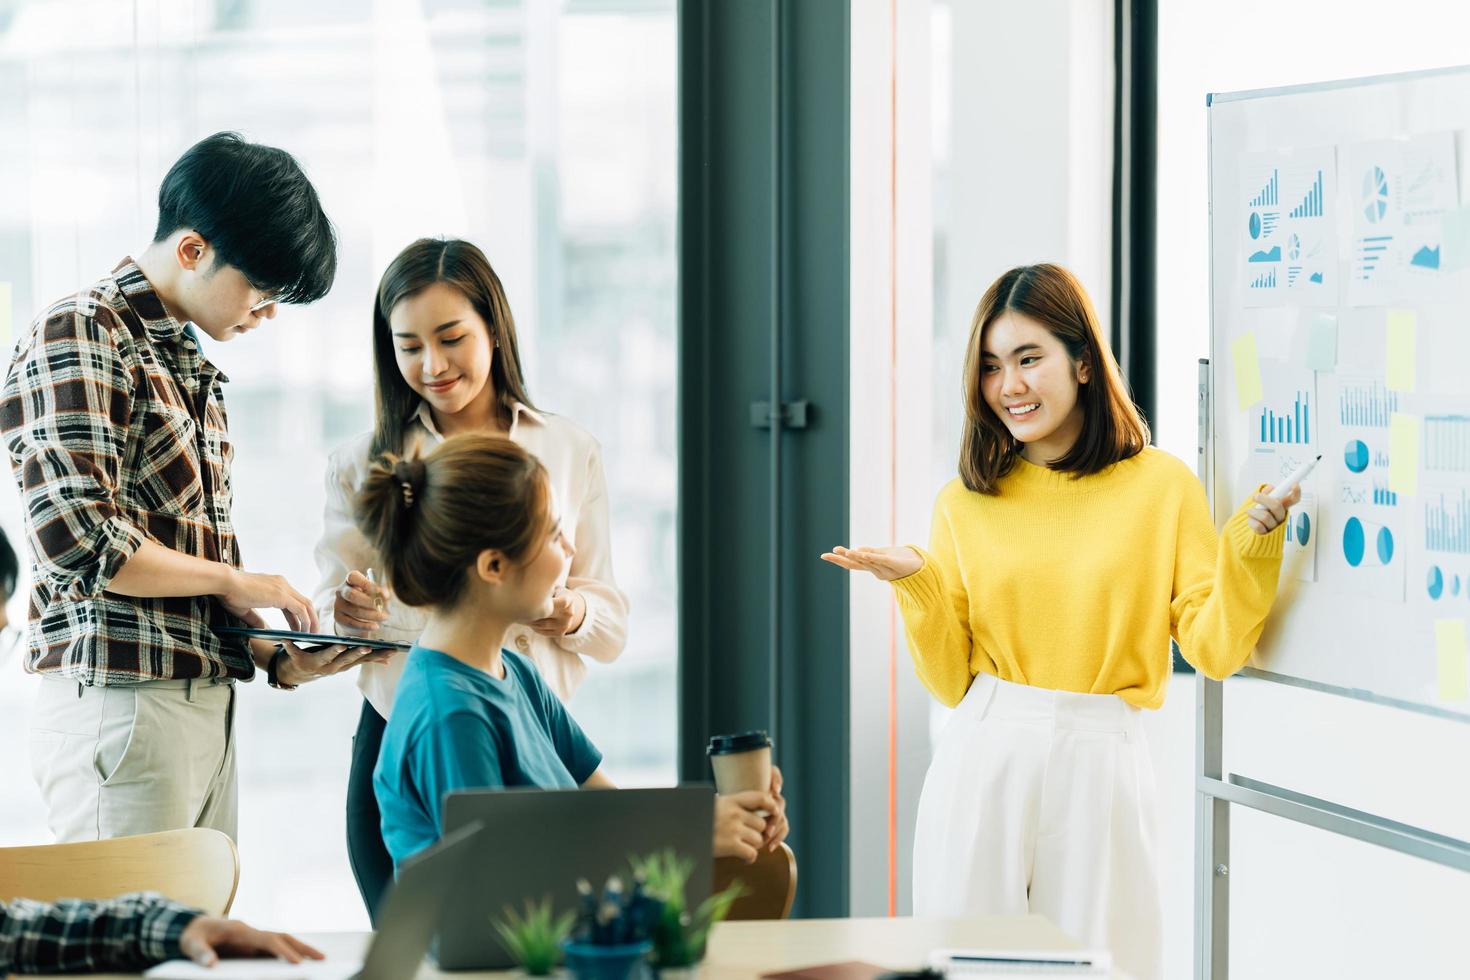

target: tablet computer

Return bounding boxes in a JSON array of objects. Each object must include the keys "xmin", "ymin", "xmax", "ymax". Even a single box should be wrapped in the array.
[{"xmin": 216, "ymin": 626, "xmax": 411, "ymax": 652}]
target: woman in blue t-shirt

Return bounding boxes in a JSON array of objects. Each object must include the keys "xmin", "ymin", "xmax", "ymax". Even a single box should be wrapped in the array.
[{"xmin": 355, "ymin": 432, "xmax": 789, "ymax": 869}]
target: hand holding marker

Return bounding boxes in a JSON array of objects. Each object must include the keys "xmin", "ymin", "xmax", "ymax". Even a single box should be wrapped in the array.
[{"xmin": 1247, "ymin": 454, "xmax": 1317, "ymax": 535}]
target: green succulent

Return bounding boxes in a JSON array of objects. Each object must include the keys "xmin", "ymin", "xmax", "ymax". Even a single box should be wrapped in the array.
[
  {"xmin": 492, "ymin": 896, "xmax": 575, "ymax": 976},
  {"xmin": 629, "ymin": 850, "xmax": 745, "ymax": 968}
]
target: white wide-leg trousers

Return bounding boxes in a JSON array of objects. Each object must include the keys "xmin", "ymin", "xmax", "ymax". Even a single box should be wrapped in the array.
[{"xmin": 913, "ymin": 672, "xmax": 1162, "ymax": 980}]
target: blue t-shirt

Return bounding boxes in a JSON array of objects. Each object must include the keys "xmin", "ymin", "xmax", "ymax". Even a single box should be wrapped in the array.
[{"xmin": 374, "ymin": 646, "xmax": 603, "ymax": 868}]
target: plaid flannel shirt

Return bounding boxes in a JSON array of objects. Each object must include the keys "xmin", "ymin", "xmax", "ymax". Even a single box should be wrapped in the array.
[
  {"xmin": 0, "ymin": 891, "xmax": 197, "ymax": 974},
  {"xmin": 0, "ymin": 259, "xmax": 253, "ymax": 684}
]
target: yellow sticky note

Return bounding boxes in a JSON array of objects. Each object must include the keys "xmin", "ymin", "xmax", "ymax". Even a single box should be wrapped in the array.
[
  {"xmin": 1231, "ymin": 332, "xmax": 1263, "ymax": 409},
  {"xmin": 1386, "ymin": 309, "xmax": 1416, "ymax": 393},
  {"xmin": 1435, "ymin": 619, "xmax": 1468, "ymax": 701},
  {"xmin": 1388, "ymin": 413, "xmax": 1419, "ymax": 496},
  {"xmin": 0, "ymin": 282, "xmax": 11, "ymax": 352}
]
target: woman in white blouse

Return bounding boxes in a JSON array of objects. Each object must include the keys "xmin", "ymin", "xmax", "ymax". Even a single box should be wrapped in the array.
[{"xmin": 312, "ymin": 238, "xmax": 628, "ymax": 920}]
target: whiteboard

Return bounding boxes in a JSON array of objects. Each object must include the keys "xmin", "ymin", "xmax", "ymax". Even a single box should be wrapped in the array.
[{"xmin": 1208, "ymin": 66, "xmax": 1470, "ymax": 722}]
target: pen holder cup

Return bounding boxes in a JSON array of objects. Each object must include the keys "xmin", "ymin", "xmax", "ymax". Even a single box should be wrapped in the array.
[{"xmin": 561, "ymin": 939, "xmax": 652, "ymax": 980}]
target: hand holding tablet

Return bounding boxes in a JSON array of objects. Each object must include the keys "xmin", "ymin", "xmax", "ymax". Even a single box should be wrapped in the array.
[{"xmin": 216, "ymin": 626, "xmax": 410, "ymax": 652}]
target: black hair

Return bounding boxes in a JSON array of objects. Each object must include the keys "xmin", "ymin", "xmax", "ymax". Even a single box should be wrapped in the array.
[
  {"xmin": 0, "ymin": 527, "xmax": 17, "ymax": 601},
  {"xmin": 153, "ymin": 132, "xmax": 337, "ymax": 305}
]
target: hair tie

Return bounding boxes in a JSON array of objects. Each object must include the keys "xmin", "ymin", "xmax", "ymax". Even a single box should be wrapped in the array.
[{"xmin": 400, "ymin": 480, "xmax": 416, "ymax": 509}]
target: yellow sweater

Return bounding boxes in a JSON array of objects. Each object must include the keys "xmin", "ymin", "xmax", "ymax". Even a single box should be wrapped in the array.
[{"xmin": 892, "ymin": 447, "xmax": 1285, "ymax": 710}]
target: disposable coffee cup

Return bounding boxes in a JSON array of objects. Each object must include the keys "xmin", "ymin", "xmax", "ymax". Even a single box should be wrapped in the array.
[{"xmin": 707, "ymin": 731, "xmax": 773, "ymax": 803}]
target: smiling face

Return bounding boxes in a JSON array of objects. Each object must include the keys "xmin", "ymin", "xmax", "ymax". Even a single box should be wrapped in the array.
[
  {"xmin": 511, "ymin": 513, "xmax": 576, "ymax": 621},
  {"xmin": 980, "ymin": 311, "xmax": 1091, "ymax": 465},
  {"xmin": 470, "ymin": 504, "xmax": 576, "ymax": 624},
  {"xmin": 388, "ymin": 281, "xmax": 497, "ymax": 423}
]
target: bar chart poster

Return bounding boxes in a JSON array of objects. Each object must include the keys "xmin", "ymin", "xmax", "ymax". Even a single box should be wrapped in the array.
[
  {"xmin": 1240, "ymin": 147, "xmax": 1338, "ymax": 307},
  {"xmin": 1343, "ymin": 132, "xmax": 1459, "ymax": 307},
  {"xmin": 1249, "ymin": 364, "xmax": 1318, "ymax": 456}
]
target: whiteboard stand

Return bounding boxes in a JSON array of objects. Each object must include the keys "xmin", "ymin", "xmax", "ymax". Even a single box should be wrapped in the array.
[{"xmin": 1193, "ymin": 360, "xmax": 1470, "ymax": 980}]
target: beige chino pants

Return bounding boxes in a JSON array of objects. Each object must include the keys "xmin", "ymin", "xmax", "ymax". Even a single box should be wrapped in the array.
[{"xmin": 28, "ymin": 674, "xmax": 238, "ymax": 842}]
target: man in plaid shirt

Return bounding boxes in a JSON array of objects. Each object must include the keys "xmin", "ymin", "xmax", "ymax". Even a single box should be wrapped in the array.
[
  {"xmin": 1, "ymin": 133, "xmax": 385, "ymax": 843},
  {"xmin": 0, "ymin": 892, "xmax": 320, "ymax": 974}
]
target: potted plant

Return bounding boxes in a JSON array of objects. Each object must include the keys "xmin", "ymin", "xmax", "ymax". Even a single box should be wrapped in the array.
[
  {"xmin": 629, "ymin": 850, "xmax": 745, "ymax": 975},
  {"xmin": 494, "ymin": 896, "xmax": 576, "ymax": 976},
  {"xmin": 561, "ymin": 875, "xmax": 655, "ymax": 980}
]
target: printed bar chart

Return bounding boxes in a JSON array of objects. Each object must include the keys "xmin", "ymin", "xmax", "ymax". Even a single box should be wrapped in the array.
[
  {"xmin": 1339, "ymin": 380, "xmax": 1398, "ymax": 428},
  {"xmin": 1289, "ymin": 170, "xmax": 1325, "ymax": 218},
  {"xmin": 1426, "ymin": 415, "xmax": 1470, "ymax": 472},
  {"xmin": 1250, "ymin": 170, "xmax": 1279, "ymax": 207},
  {"xmin": 1426, "ymin": 490, "xmax": 1470, "ymax": 554},
  {"xmin": 1258, "ymin": 390, "xmax": 1312, "ymax": 445}
]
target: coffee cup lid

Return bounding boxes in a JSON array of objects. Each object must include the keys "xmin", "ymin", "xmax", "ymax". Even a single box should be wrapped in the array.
[{"xmin": 706, "ymin": 730, "xmax": 772, "ymax": 756}]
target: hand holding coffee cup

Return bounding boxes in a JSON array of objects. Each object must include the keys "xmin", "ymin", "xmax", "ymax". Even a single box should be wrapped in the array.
[{"xmin": 708, "ymin": 731, "xmax": 773, "ymax": 801}]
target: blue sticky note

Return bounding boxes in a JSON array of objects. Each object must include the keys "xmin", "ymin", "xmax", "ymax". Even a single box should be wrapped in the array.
[{"xmin": 1305, "ymin": 313, "xmax": 1336, "ymax": 372}]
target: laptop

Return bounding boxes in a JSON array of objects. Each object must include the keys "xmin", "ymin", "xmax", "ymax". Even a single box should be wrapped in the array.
[
  {"xmin": 358, "ymin": 819, "xmax": 486, "ymax": 980},
  {"xmin": 435, "ymin": 786, "xmax": 716, "ymax": 970},
  {"xmin": 143, "ymin": 821, "xmax": 483, "ymax": 980}
]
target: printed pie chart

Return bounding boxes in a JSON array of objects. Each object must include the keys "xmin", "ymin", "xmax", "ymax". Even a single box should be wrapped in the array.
[
  {"xmin": 1249, "ymin": 212, "xmax": 1262, "ymax": 240},
  {"xmin": 1344, "ymin": 439, "xmax": 1370, "ymax": 474},
  {"xmin": 1429, "ymin": 565, "xmax": 1444, "ymax": 600},
  {"xmin": 1377, "ymin": 526, "xmax": 1394, "ymax": 564},
  {"xmin": 1294, "ymin": 512, "xmax": 1311, "ymax": 547},
  {"xmin": 1344, "ymin": 518, "xmax": 1365, "ymax": 567},
  {"xmin": 1343, "ymin": 517, "xmax": 1393, "ymax": 567},
  {"xmin": 1362, "ymin": 165, "xmax": 1389, "ymax": 223}
]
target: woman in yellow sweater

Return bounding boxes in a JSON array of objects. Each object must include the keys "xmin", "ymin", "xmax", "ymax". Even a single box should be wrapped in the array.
[{"xmin": 822, "ymin": 264, "xmax": 1298, "ymax": 980}]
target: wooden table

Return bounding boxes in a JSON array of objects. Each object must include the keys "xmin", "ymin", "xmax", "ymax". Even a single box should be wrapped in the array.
[{"xmin": 60, "ymin": 915, "xmax": 1132, "ymax": 979}]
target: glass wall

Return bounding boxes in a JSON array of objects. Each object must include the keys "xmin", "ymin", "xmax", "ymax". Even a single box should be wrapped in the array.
[{"xmin": 0, "ymin": 0, "xmax": 676, "ymax": 930}]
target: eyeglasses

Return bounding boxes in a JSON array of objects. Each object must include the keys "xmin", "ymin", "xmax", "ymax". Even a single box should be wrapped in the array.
[{"xmin": 249, "ymin": 294, "xmax": 280, "ymax": 314}]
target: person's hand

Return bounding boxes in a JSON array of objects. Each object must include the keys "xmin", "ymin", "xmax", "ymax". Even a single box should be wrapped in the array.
[
  {"xmin": 820, "ymin": 545, "xmax": 923, "ymax": 582},
  {"xmin": 178, "ymin": 915, "xmax": 325, "ymax": 967},
  {"xmin": 276, "ymin": 640, "xmax": 396, "ymax": 687},
  {"xmin": 1247, "ymin": 485, "xmax": 1301, "ymax": 535},
  {"xmin": 713, "ymin": 789, "xmax": 777, "ymax": 864},
  {"xmin": 528, "ymin": 587, "xmax": 587, "ymax": 637},
  {"xmin": 762, "ymin": 765, "xmax": 789, "ymax": 853},
  {"xmin": 333, "ymin": 570, "xmax": 391, "ymax": 636},
  {"xmin": 217, "ymin": 568, "xmax": 318, "ymax": 632}
]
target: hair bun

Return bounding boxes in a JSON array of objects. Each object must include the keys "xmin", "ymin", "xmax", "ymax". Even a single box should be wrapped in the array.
[{"xmin": 392, "ymin": 457, "xmax": 427, "ymax": 509}]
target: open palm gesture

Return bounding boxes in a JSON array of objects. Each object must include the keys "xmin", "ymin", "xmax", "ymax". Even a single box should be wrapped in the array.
[{"xmin": 820, "ymin": 545, "xmax": 923, "ymax": 582}]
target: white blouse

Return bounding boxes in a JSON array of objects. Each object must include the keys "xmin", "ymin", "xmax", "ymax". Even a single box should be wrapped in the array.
[{"xmin": 311, "ymin": 400, "xmax": 629, "ymax": 714}]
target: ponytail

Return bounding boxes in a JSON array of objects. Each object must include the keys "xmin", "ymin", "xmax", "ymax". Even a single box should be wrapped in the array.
[{"xmin": 354, "ymin": 433, "xmax": 552, "ymax": 609}]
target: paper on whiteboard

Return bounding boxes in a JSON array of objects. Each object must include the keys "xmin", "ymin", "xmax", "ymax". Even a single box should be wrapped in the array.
[
  {"xmin": 1342, "ymin": 132, "xmax": 1459, "ymax": 307},
  {"xmin": 1315, "ymin": 373, "xmax": 1408, "ymax": 602},
  {"xmin": 1239, "ymin": 147, "xmax": 1339, "ymax": 307}
]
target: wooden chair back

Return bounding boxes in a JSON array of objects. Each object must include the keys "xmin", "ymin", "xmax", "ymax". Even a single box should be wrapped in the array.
[
  {"xmin": 713, "ymin": 841, "xmax": 797, "ymax": 921},
  {"xmin": 0, "ymin": 828, "xmax": 240, "ymax": 916}
]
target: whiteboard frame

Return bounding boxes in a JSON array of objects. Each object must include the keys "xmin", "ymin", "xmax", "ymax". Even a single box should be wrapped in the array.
[{"xmin": 1196, "ymin": 67, "xmax": 1470, "ymax": 980}]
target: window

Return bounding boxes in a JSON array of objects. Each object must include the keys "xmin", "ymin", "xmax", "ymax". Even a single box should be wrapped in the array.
[{"xmin": 0, "ymin": 0, "xmax": 676, "ymax": 930}]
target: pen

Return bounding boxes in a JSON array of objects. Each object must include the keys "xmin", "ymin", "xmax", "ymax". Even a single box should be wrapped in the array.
[
  {"xmin": 1269, "ymin": 453, "xmax": 1322, "ymax": 502},
  {"xmin": 365, "ymin": 568, "xmax": 385, "ymax": 611}
]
